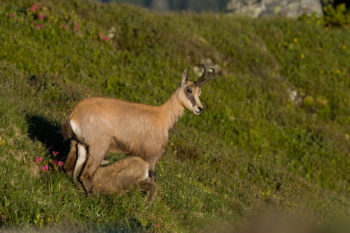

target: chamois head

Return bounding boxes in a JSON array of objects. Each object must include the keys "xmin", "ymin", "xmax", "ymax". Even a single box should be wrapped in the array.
[{"xmin": 178, "ymin": 65, "xmax": 214, "ymax": 115}]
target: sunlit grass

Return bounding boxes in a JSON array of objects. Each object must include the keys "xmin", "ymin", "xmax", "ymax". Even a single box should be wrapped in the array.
[{"xmin": 0, "ymin": 0, "xmax": 350, "ymax": 232}]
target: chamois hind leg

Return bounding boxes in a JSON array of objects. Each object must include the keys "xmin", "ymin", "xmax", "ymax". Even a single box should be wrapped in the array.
[
  {"xmin": 64, "ymin": 140, "xmax": 77, "ymax": 178},
  {"xmin": 140, "ymin": 180, "xmax": 157, "ymax": 203},
  {"xmin": 73, "ymin": 143, "xmax": 87, "ymax": 190},
  {"xmin": 79, "ymin": 141, "xmax": 108, "ymax": 194}
]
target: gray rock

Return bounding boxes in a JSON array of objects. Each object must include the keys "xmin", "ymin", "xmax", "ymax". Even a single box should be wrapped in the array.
[{"xmin": 226, "ymin": 0, "xmax": 323, "ymax": 18}]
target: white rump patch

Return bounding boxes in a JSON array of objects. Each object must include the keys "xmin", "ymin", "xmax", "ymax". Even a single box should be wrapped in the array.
[{"xmin": 70, "ymin": 119, "xmax": 81, "ymax": 138}]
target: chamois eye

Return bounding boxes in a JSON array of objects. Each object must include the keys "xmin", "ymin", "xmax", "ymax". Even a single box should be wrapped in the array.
[{"xmin": 185, "ymin": 87, "xmax": 192, "ymax": 94}]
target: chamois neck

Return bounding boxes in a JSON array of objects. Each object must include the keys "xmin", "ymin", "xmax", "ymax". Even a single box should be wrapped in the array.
[{"xmin": 161, "ymin": 88, "xmax": 184, "ymax": 130}]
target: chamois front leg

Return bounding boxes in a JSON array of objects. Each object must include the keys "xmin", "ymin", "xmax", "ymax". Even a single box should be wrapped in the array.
[
  {"xmin": 147, "ymin": 149, "xmax": 163, "ymax": 182},
  {"xmin": 64, "ymin": 140, "xmax": 77, "ymax": 178},
  {"xmin": 147, "ymin": 159, "xmax": 157, "ymax": 183},
  {"xmin": 79, "ymin": 142, "xmax": 108, "ymax": 194}
]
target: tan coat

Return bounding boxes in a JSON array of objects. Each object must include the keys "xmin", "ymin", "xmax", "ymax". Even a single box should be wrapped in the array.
[{"xmin": 92, "ymin": 156, "xmax": 156, "ymax": 202}]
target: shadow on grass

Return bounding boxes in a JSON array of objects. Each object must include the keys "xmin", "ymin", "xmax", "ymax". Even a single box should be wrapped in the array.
[
  {"xmin": 90, "ymin": 218, "xmax": 146, "ymax": 233},
  {"xmin": 25, "ymin": 114, "xmax": 70, "ymax": 162},
  {"xmin": 0, "ymin": 219, "xmax": 146, "ymax": 233}
]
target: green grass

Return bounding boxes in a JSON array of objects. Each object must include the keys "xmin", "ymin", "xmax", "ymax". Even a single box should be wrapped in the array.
[{"xmin": 1, "ymin": 0, "xmax": 350, "ymax": 232}]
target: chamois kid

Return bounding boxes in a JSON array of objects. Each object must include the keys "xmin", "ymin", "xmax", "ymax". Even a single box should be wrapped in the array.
[
  {"xmin": 91, "ymin": 156, "xmax": 156, "ymax": 203},
  {"xmin": 62, "ymin": 65, "xmax": 214, "ymax": 195}
]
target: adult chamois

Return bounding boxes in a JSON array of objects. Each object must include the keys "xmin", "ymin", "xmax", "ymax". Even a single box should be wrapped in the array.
[{"xmin": 62, "ymin": 65, "xmax": 214, "ymax": 196}]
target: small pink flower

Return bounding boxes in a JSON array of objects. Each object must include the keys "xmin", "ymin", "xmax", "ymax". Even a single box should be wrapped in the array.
[
  {"xmin": 41, "ymin": 165, "xmax": 49, "ymax": 171},
  {"xmin": 35, "ymin": 24, "xmax": 44, "ymax": 29},
  {"xmin": 61, "ymin": 24, "xmax": 68, "ymax": 29},
  {"xmin": 35, "ymin": 157, "xmax": 43, "ymax": 163},
  {"xmin": 52, "ymin": 151, "xmax": 59, "ymax": 156},
  {"xmin": 51, "ymin": 160, "xmax": 58, "ymax": 164},
  {"xmin": 17, "ymin": 19, "xmax": 22, "ymax": 23},
  {"xmin": 8, "ymin": 13, "xmax": 14, "ymax": 18},
  {"xmin": 58, "ymin": 161, "xmax": 64, "ymax": 167},
  {"xmin": 38, "ymin": 14, "xmax": 44, "ymax": 20},
  {"xmin": 30, "ymin": 3, "xmax": 38, "ymax": 12},
  {"xmin": 74, "ymin": 22, "xmax": 80, "ymax": 31},
  {"xmin": 99, "ymin": 33, "xmax": 106, "ymax": 39},
  {"xmin": 99, "ymin": 33, "xmax": 110, "ymax": 41}
]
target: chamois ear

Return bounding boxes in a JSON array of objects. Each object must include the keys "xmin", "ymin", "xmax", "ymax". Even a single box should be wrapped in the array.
[{"xmin": 181, "ymin": 67, "xmax": 189, "ymax": 87}]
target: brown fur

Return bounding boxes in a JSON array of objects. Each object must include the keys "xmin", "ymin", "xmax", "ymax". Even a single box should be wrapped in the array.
[
  {"xmin": 92, "ymin": 156, "xmax": 156, "ymax": 203},
  {"xmin": 64, "ymin": 140, "xmax": 77, "ymax": 178},
  {"xmin": 62, "ymin": 67, "xmax": 212, "ymax": 197}
]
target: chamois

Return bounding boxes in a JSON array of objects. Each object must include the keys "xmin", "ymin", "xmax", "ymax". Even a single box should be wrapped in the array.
[
  {"xmin": 62, "ymin": 65, "xmax": 214, "ymax": 195},
  {"xmin": 91, "ymin": 156, "xmax": 156, "ymax": 203}
]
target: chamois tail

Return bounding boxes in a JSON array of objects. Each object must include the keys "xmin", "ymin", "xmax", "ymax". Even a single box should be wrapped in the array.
[{"xmin": 61, "ymin": 118, "xmax": 72, "ymax": 140}]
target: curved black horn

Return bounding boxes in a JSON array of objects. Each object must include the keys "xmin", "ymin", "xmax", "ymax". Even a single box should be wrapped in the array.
[
  {"xmin": 194, "ymin": 64, "xmax": 207, "ymax": 87},
  {"xmin": 194, "ymin": 64, "xmax": 215, "ymax": 87}
]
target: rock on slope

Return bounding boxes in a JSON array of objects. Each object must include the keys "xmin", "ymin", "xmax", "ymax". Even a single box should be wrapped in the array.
[{"xmin": 226, "ymin": 0, "xmax": 323, "ymax": 18}]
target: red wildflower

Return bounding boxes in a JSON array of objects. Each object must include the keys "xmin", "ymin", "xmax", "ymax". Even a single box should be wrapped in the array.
[
  {"xmin": 41, "ymin": 165, "xmax": 49, "ymax": 171},
  {"xmin": 8, "ymin": 13, "xmax": 14, "ymax": 18},
  {"xmin": 74, "ymin": 22, "xmax": 80, "ymax": 31},
  {"xmin": 35, "ymin": 157, "xmax": 43, "ymax": 163},
  {"xmin": 99, "ymin": 33, "xmax": 106, "ymax": 39},
  {"xmin": 38, "ymin": 14, "xmax": 44, "ymax": 20},
  {"xmin": 52, "ymin": 151, "xmax": 59, "ymax": 156},
  {"xmin": 35, "ymin": 24, "xmax": 44, "ymax": 29},
  {"xmin": 30, "ymin": 2, "xmax": 38, "ymax": 12},
  {"xmin": 61, "ymin": 23, "xmax": 68, "ymax": 29},
  {"xmin": 99, "ymin": 33, "xmax": 110, "ymax": 41},
  {"xmin": 58, "ymin": 161, "xmax": 64, "ymax": 167},
  {"xmin": 51, "ymin": 160, "xmax": 58, "ymax": 165}
]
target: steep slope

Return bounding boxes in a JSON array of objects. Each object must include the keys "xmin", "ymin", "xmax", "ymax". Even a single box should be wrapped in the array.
[{"xmin": 0, "ymin": 0, "xmax": 350, "ymax": 232}]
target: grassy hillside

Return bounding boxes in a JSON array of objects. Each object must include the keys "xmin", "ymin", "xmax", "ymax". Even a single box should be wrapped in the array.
[{"xmin": 0, "ymin": 0, "xmax": 350, "ymax": 232}]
